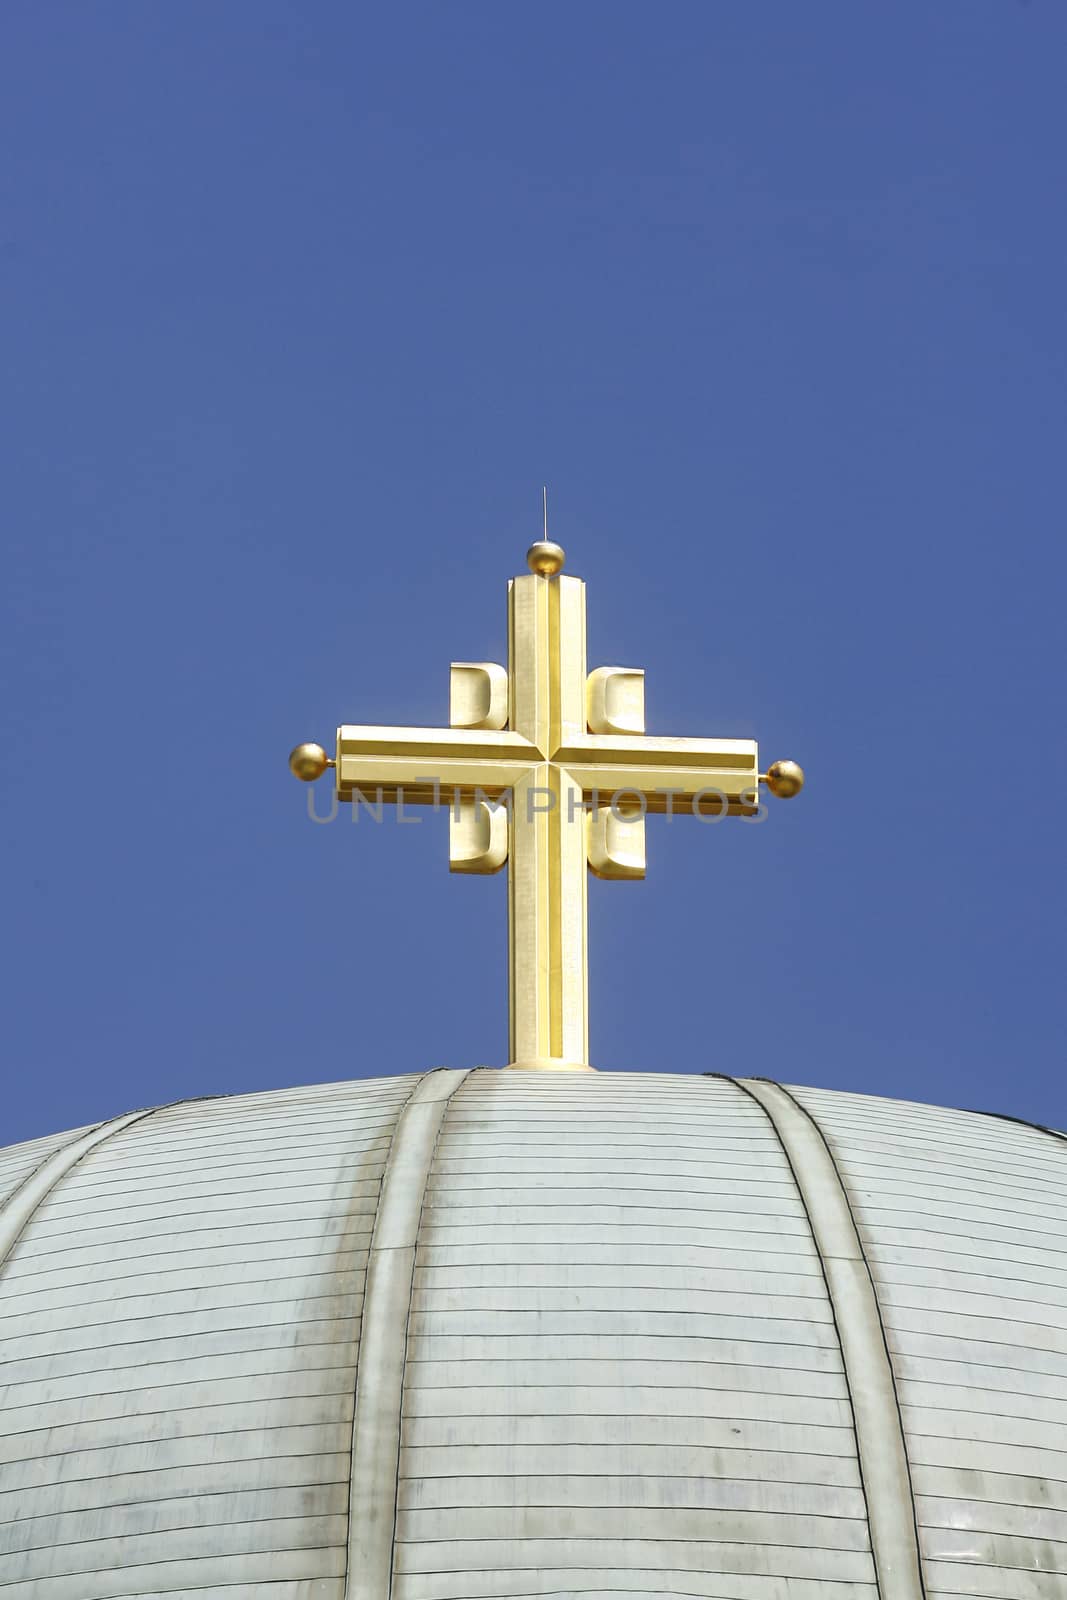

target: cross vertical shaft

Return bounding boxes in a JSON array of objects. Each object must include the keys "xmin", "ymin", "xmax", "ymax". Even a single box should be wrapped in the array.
[{"xmin": 507, "ymin": 573, "xmax": 590, "ymax": 1068}]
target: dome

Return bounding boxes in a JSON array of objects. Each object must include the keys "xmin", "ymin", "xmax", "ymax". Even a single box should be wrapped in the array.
[{"xmin": 0, "ymin": 1069, "xmax": 1064, "ymax": 1598}]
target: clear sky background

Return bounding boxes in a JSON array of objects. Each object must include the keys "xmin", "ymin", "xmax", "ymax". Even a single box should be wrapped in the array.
[{"xmin": 3, "ymin": 3, "xmax": 1064, "ymax": 1144}]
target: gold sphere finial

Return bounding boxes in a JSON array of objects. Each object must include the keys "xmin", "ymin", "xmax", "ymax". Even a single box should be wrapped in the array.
[
  {"xmin": 764, "ymin": 759, "xmax": 805, "ymax": 799},
  {"xmin": 289, "ymin": 741, "xmax": 332, "ymax": 782},
  {"xmin": 526, "ymin": 539, "xmax": 566, "ymax": 577}
]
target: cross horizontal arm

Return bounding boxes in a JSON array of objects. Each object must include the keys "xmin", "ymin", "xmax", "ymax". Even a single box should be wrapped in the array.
[
  {"xmin": 337, "ymin": 725, "xmax": 539, "ymax": 805},
  {"xmin": 555, "ymin": 734, "xmax": 760, "ymax": 813}
]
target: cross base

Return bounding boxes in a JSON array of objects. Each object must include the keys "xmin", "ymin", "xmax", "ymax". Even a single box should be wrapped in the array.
[{"xmin": 506, "ymin": 1058, "xmax": 598, "ymax": 1072}]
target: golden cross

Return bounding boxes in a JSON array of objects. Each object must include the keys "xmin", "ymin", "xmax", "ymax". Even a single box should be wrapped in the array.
[{"xmin": 290, "ymin": 540, "xmax": 802, "ymax": 1070}]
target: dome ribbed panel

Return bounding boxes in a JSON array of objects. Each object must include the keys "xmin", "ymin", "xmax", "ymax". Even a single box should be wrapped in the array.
[
  {"xmin": 0, "ymin": 1077, "xmax": 414, "ymax": 1598},
  {"xmin": 0, "ymin": 1123, "xmax": 95, "ymax": 1208},
  {"xmin": 793, "ymin": 1086, "xmax": 1067, "ymax": 1600},
  {"xmin": 394, "ymin": 1070, "xmax": 877, "ymax": 1600},
  {"xmin": 2, "ymin": 1072, "xmax": 1063, "ymax": 1599}
]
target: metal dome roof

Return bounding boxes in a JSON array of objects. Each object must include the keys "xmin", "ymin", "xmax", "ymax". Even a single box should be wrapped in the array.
[{"xmin": 0, "ymin": 1069, "xmax": 1064, "ymax": 1599}]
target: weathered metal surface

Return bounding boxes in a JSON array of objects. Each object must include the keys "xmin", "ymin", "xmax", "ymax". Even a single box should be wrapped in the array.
[
  {"xmin": 794, "ymin": 1084, "xmax": 1067, "ymax": 1600},
  {"xmin": 397, "ymin": 1071, "xmax": 875, "ymax": 1598},
  {"xmin": 0, "ymin": 1077, "xmax": 413, "ymax": 1596},
  {"xmin": 0, "ymin": 1070, "xmax": 1063, "ymax": 1598}
]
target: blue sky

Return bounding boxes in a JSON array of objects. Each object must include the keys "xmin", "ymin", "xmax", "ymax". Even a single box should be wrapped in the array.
[{"xmin": 3, "ymin": 3, "xmax": 1065, "ymax": 1143}]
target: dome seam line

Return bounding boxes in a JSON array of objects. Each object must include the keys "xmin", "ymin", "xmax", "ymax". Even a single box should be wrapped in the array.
[
  {"xmin": 721, "ymin": 1075, "xmax": 927, "ymax": 1600},
  {"xmin": 344, "ymin": 1066, "xmax": 475, "ymax": 1600}
]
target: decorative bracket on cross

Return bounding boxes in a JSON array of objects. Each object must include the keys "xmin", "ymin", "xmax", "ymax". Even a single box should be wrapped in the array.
[{"xmin": 290, "ymin": 539, "xmax": 803, "ymax": 1070}]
